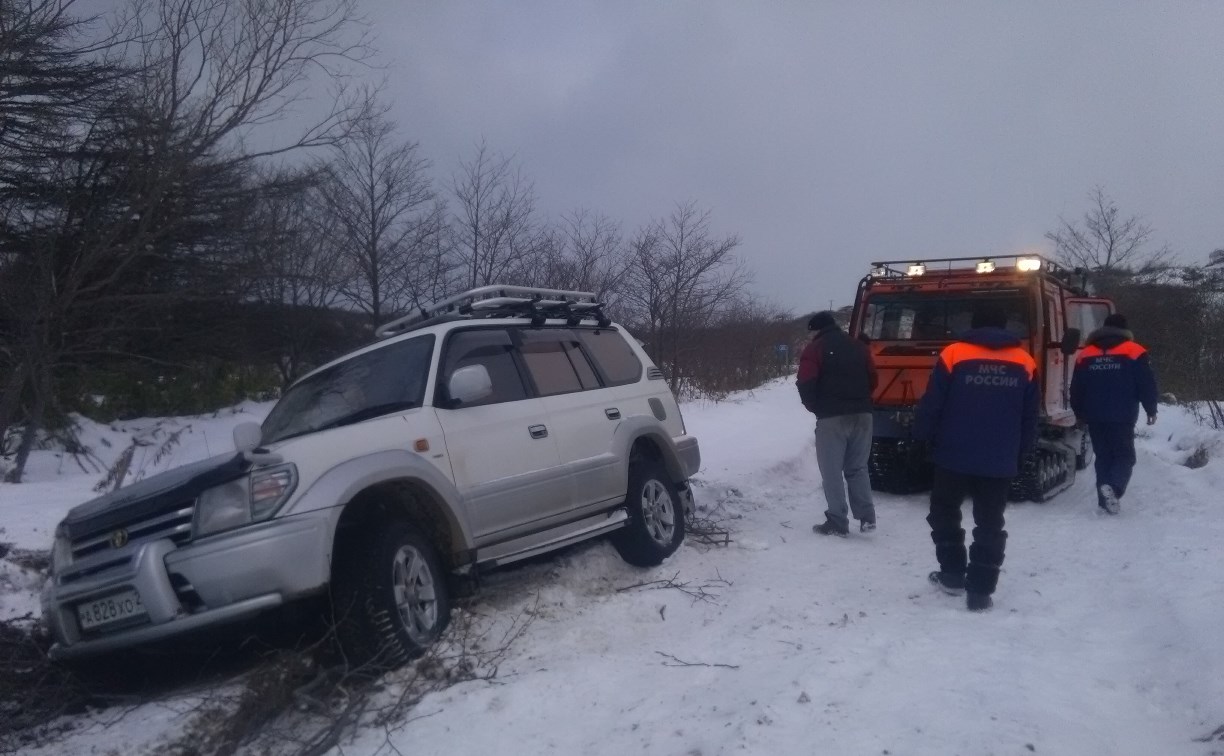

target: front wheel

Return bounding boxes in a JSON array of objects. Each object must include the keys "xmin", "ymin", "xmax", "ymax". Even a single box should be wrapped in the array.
[
  {"xmin": 331, "ymin": 521, "xmax": 450, "ymax": 670},
  {"xmin": 612, "ymin": 458, "xmax": 685, "ymax": 567}
]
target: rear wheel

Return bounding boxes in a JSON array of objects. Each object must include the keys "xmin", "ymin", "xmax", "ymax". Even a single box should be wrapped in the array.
[
  {"xmin": 331, "ymin": 520, "xmax": 450, "ymax": 670},
  {"xmin": 612, "ymin": 458, "xmax": 685, "ymax": 567}
]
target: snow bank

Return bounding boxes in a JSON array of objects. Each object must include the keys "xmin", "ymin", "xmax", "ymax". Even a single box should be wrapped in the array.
[{"xmin": 2, "ymin": 382, "xmax": 1222, "ymax": 755}]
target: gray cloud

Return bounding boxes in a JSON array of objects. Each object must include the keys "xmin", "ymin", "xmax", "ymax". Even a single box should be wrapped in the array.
[{"xmin": 363, "ymin": 0, "xmax": 1224, "ymax": 311}]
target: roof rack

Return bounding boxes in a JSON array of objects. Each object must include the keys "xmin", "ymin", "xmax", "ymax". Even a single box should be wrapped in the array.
[
  {"xmin": 375, "ymin": 285, "xmax": 608, "ymax": 339},
  {"xmin": 868, "ymin": 254, "xmax": 1069, "ymax": 278}
]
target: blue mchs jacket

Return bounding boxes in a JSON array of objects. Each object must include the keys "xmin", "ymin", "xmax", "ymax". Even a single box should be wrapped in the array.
[
  {"xmin": 1069, "ymin": 327, "xmax": 1158, "ymax": 426},
  {"xmin": 913, "ymin": 327, "xmax": 1039, "ymax": 478}
]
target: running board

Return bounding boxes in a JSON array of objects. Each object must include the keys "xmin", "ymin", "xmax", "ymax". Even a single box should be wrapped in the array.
[{"xmin": 478, "ymin": 510, "xmax": 628, "ymax": 568}]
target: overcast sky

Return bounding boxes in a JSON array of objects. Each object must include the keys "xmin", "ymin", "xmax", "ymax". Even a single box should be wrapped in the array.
[{"xmin": 361, "ymin": 1, "xmax": 1224, "ymax": 313}]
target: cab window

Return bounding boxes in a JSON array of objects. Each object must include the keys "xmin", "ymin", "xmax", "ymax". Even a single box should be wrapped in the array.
[{"xmin": 862, "ymin": 295, "xmax": 1030, "ymax": 340}]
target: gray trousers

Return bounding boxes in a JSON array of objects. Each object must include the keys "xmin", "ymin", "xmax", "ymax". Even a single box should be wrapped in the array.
[{"xmin": 814, "ymin": 412, "xmax": 876, "ymax": 528}]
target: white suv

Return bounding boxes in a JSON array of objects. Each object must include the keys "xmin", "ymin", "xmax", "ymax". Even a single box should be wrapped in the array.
[{"xmin": 42, "ymin": 287, "xmax": 700, "ymax": 666}]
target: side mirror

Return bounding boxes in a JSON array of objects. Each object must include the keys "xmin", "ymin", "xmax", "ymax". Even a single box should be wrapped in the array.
[
  {"xmin": 233, "ymin": 421, "xmax": 282, "ymax": 465},
  {"xmin": 1061, "ymin": 328, "xmax": 1082, "ymax": 356},
  {"xmin": 447, "ymin": 364, "xmax": 493, "ymax": 406},
  {"xmin": 233, "ymin": 421, "xmax": 263, "ymax": 453}
]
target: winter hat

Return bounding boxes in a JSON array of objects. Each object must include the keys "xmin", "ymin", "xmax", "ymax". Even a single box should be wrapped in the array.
[
  {"xmin": 1104, "ymin": 313, "xmax": 1129, "ymax": 329},
  {"xmin": 970, "ymin": 305, "xmax": 1008, "ymax": 330},
  {"xmin": 808, "ymin": 311, "xmax": 837, "ymax": 331}
]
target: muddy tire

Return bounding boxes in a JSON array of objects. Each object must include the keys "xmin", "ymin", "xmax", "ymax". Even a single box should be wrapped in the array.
[
  {"xmin": 612, "ymin": 458, "xmax": 685, "ymax": 567},
  {"xmin": 331, "ymin": 521, "xmax": 449, "ymax": 670}
]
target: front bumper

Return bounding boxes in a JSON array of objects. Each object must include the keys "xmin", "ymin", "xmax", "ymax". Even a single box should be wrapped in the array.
[{"xmin": 43, "ymin": 508, "xmax": 339, "ymax": 660}]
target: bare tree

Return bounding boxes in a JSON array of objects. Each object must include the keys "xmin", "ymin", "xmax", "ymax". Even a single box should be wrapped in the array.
[
  {"xmin": 622, "ymin": 201, "xmax": 750, "ymax": 395},
  {"xmin": 1046, "ymin": 186, "xmax": 1172, "ymax": 274},
  {"xmin": 450, "ymin": 141, "xmax": 538, "ymax": 289},
  {"xmin": 0, "ymin": 0, "xmax": 131, "ymax": 473},
  {"xmin": 520, "ymin": 209, "xmax": 630, "ymax": 310},
  {"xmin": 1, "ymin": 0, "xmax": 370, "ymax": 482},
  {"xmin": 0, "ymin": 0, "xmax": 126, "ymax": 158},
  {"xmin": 319, "ymin": 93, "xmax": 446, "ymax": 326},
  {"xmin": 119, "ymin": 0, "xmax": 370, "ymax": 163},
  {"xmin": 242, "ymin": 171, "xmax": 355, "ymax": 383}
]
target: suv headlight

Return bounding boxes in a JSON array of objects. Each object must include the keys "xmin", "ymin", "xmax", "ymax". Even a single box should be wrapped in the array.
[
  {"xmin": 51, "ymin": 527, "xmax": 72, "ymax": 575},
  {"xmin": 193, "ymin": 464, "xmax": 297, "ymax": 538}
]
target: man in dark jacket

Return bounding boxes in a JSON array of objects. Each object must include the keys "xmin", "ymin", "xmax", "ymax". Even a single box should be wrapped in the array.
[
  {"xmin": 1070, "ymin": 313, "xmax": 1158, "ymax": 515},
  {"xmin": 913, "ymin": 305, "xmax": 1038, "ymax": 611},
  {"xmin": 797, "ymin": 311, "xmax": 878, "ymax": 537}
]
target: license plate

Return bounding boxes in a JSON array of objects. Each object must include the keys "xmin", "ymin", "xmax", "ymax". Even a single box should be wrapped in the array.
[{"xmin": 77, "ymin": 589, "xmax": 146, "ymax": 631}]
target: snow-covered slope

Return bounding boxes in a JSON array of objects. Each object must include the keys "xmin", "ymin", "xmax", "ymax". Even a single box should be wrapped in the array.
[{"xmin": 2, "ymin": 379, "xmax": 1222, "ymax": 755}]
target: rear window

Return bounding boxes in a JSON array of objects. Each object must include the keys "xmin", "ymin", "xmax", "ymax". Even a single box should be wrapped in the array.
[
  {"xmin": 575, "ymin": 328, "xmax": 642, "ymax": 385},
  {"xmin": 517, "ymin": 329, "xmax": 600, "ymax": 396}
]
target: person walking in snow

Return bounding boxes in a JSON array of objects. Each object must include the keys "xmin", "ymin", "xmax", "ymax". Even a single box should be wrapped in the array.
[
  {"xmin": 913, "ymin": 305, "xmax": 1038, "ymax": 611},
  {"xmin": 1070, "ymin": 313, "xmax": 1158, "ymax": 515},
  {"xmin": 797, "ymin": 311, "xmax": 878, "ymax": 537}
]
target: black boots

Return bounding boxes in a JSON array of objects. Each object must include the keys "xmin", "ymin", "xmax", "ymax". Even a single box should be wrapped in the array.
[
  {"xmin": 966, "ymin": 592, "xmax": 993, "ymax": 611},
  {"xmin": 928, "ymin": 571, "xmax": 965, "ymax": 595}
]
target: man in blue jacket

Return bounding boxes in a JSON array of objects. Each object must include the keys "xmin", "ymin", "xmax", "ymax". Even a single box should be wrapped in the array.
[
  {"xmin": 913, "ymin": 305, "xmax": 1038, "ymax": 611},
  {"xmin": 1070, "ymin": 313, "xmax": 1158, "ymax": 515}
]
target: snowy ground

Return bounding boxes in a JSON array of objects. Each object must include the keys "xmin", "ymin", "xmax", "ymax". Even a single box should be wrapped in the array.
[{"xmin": 2, "ymin": 379, "xmax": 1223, "ymax": 756}]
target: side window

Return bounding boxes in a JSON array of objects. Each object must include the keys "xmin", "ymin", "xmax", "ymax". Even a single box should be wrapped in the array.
[
  {"xmin": 575, "ymin": 328, "xmax": 642, "ymax": 386},
  {"xmin": 440, "ymin": 329, "xmax": 528, "ymax": 406},
  {"xmin": 517, "ymin": 329, "xmax": 598, "ymax": 396}
]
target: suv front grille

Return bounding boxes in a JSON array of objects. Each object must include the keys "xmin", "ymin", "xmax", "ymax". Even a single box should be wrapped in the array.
[{"xmin": 70, "ymin": 503, "xmax": 195, "ymax": 561}]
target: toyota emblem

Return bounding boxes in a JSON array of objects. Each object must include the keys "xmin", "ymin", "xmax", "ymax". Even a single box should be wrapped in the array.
[{"xmin": 109, "ymin": 529, "xmax": 129, "ymax": 549}]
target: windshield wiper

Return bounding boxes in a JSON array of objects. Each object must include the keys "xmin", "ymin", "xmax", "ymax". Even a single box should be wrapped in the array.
[
  {"xmin": 268, "ymin": 400, "xmax": 420, "ymax": 443},
  {"xmin": 311, "ymin": 401, "xmax": 420, "ymax": 434}
]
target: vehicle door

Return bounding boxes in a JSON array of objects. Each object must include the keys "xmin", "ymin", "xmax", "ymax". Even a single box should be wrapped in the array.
[
  {"xmin": 514, "ymin": 327, "xmax": 627, "ymax": 513},
  {"xmin": 1059, "ymin": 297, "xmax": 1115, "ymax": 414},
  {"xmin": 434, "ymin": 327, "xmax": 568, "ymax": 544}
]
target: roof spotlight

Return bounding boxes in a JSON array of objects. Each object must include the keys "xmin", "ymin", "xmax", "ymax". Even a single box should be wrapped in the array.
[
  {"xmin": 976, "ymin": 259, "xmax": 996, "ymax": 274},
  {"xmin": 1016, "ymin": 256, "xmax": 1042, "ymax": 272},
  {"xmin": 907, "ymin": 263, "xmax": 926, "ymax": 277},
  {"xmin": 870, "ymin": 266, "xmax": 888, "ymax": 277}
]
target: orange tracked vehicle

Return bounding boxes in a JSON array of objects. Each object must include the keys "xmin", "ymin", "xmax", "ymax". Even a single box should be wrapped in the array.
[{"xmin": 848, "ymin": 254, "xmax": 1114, "ymax": 501}]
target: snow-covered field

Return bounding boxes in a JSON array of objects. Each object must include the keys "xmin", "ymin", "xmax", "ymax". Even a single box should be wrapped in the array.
[{"xmin": 2, "ymin": 379, "xmax": 1223, "ymax": 756}]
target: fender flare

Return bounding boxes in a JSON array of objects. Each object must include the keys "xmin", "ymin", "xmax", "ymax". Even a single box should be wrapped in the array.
[
  {"xmin": 611, "ymin": 417, "xmax": 695, "ymax": 487},
  {"xmin": 283, "ymin": 450, "xmax": 475, "ymax": 553}
]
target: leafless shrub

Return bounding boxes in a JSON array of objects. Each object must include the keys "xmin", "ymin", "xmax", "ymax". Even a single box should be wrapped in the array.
[
  {"xmin": 686, "ymin": 513, "xmax": 732, "ymax": 548},
  {"xmin": 93, "ymin": 440, "xmax": 142, "ymax": 493},
  {"xmin": 93, "ymin": 424, "xmax": 187, "ymax": 492},
  {"xmin": 1185, "ymin": 399, "xmax": 1224, "ymax": 431},
  {"xmin": 158, "ymin": 598, "xmax": 539, "ymax": 756},
  {"xmin": 616, "ymin": 571, "xmax": 733, "ymax": 605},
  {"xmin": 0, "ymin": 616, "xmax": 94, "ymax": 755}
]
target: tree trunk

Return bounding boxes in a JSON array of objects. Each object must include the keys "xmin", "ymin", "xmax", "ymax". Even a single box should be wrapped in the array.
[
  {"xmin": 0, "ymin": 362, "xmax": 27, "ymax": 455},
  {"xmin": 6, "ymin": 371, "xmax": 45, "ymax": 484}
]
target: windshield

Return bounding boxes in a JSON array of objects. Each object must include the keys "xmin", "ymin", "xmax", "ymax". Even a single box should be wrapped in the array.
[
  {"xmin": 262, "ymin": 335, "xmax": 435, "ymax": 444},
  {"xmin": 860, "ymin": 295, "xmax": 1030, "ymax": 341}
]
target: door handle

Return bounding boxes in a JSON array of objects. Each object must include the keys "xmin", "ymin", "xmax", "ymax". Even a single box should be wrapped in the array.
[
  {"xmin": 604, "ymin": 408, "xmax": 621, "ymax": 420},
  {"xmin": 528, "ymin": 424, "xmax": 548, "ymax": 439}
]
